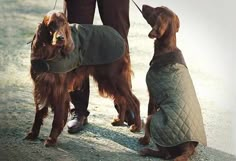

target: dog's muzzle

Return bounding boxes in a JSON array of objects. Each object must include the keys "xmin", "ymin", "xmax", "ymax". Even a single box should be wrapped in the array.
[
  {"xmin": 52, "ymin": 33, "xmax": 65, "ymax": 46},
  {"xmin": 56, "ymin": 35, "xmax": 64, "ymax": 41}
]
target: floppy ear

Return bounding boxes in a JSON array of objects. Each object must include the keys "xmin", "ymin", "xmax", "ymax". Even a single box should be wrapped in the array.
[
  {"xmin": 43, "ymin": 15, "xmax": 50, "ymax": 26},
  {"xmin": 174, "ymin": 15, "xmax": 180, "ymax": 32},
  {"xmin": 62, "ymin": 23, "xmax": 74, "ymax": 54},
  {"xmin": 154, "ymin": 13, "xmax": 169, "ymax": 38},
  {"xmin": 32, "ymin": 22, "xmax": 50, "ymax": 50}
]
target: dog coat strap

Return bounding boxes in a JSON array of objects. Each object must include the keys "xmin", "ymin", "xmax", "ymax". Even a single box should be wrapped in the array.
[
  {"xmin": 31, "ymin": 59, "xmax": 50, "ymax": 72},
  {"xmin": 31, "ymin": 51, "xmax": 81, "ymax": 73}
]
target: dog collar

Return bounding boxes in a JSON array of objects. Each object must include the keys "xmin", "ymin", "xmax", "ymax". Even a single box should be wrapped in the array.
[
  {"xmin": 150, "ymin": 51, "xmax": 187, "ymax": 69},
  {"xmin": 31, "ymin": 51, "xmax": 81, "ymax": 73}
]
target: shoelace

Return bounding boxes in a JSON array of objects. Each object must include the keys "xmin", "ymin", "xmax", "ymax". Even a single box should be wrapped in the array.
[{"xmin": 70, "ymin": 111, "xmax": 79, "ymax": 120}]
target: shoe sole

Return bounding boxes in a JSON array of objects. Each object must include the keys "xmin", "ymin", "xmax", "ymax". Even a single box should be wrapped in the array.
[{"xmin": 67, "ymin": 119, "xmax": 88, "ymax": 134}]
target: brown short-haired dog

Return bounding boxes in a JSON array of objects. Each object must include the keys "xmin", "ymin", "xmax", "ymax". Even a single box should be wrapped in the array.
[
  {"xmin": 139, "ymin": 5, "xmax": 207, "ymax": 161},
  {"xmin": 25, "ymin": 10, "xmax": 141, "ymax": 147}
]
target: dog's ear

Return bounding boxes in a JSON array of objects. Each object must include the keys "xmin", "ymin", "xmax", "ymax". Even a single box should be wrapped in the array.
[
  {"xmin": 43, "ymin": 15, "xmax": 50, "ymax": 26},
  {"xmin": 60, "ymin": 11, "xmax": 67, "ymax": 20},
  {"xmin": 32, "ymin": 22, "xmax": 50, "ymax": 49},
  {"xmin": 149, "ymin": 11, "xmax": 179, "ymax": 38},
  {"xmin": 174, "ymin": 15, "xmax": 180, "ymax": 32},
  {"xmin": 149, "ymin": 13, "xmax": 169, "ymax": 39},
  {"xmin": 63, "ymin": 23, "xmax": 74, "ymax": 54}
]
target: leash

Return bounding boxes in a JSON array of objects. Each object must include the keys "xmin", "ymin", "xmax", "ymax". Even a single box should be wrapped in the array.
[
  {"xmin": 53, "ymin": 0, "xmax": 58, "ymax": 10},
  {"xmin": 131, "ymin": 0, "xmax": 142, "ymax": 15}
]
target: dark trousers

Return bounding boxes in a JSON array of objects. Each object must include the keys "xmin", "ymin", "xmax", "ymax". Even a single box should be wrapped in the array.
[
  {"xmin": 65, "ymin": 0, "xmax": 130, "ymax": 117},
  {"xmin": 65, "ymin": 0, "xmax": 130, "ymax": 42}
]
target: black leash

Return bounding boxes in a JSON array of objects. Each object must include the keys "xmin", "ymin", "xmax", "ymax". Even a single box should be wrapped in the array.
[
  {"xmin": 131, "ymin": 0, "xmax": 142, "ymax": 15},
  {"xmin": 53, "ymin": 0, "xmax": 58, "ymax": 10}
]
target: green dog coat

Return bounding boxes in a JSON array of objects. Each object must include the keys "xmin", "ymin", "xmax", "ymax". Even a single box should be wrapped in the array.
[
  {"xmin": 146, "ymin": 51, "xmax": 207, "ymax": 147},
  {"xmin": 31, "ymin": 24, "xmax": 125, "ymax": 73}
]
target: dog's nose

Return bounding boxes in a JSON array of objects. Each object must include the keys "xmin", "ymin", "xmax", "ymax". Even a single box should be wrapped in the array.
[{"xmin": 56, "ymin": 35, "xmax": 64, "ymax": 41}]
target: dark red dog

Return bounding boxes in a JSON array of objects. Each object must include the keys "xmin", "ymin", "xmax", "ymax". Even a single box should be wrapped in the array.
[
  {"xmin": 25, "ymin": 10, "xmax": 141, "ymax": 147},
  {"xmin": 138, "ymin": 5, "xmax": 207, "ymax": 161}
]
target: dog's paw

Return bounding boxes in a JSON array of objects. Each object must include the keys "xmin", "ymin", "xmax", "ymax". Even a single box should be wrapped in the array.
[
  {"xmin": 24, "ymin": 132, "xmax": 38, "ymax": 140},
  {"xmin": 44, "ymin": 137, "xmax": 57, "ymax": 147},
  {"xmin": 129, "ymin": 124, "xmax": 141, "ymax": 132},
  {"xmin": 138, "ymin": 137, "xmax": 150, "ymax": 145},
  {"xmin": 174, "ymin": 155, "xmax": 189, "ymax": 161},
  {"xmin": 111, "ymin": 118, "xmax": 125, "ymax": 126}
]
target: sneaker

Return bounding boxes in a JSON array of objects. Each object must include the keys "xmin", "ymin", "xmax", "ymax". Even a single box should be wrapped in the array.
[{"xmin": 67, "ymin": 112, "xmax": 88, "ymax": 134}]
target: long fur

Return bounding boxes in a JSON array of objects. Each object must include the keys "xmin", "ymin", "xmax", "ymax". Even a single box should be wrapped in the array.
[{"xmin": 26, "ymin": 10, "xmax": 141, "ymax": 147}]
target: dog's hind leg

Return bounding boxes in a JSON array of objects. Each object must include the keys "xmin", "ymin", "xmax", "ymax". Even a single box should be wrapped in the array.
[
  {"xmin": 118, "ymin": 81, "xmax": 141, "ymax": 132},
  {"xmin": 127, "ymin": 93, "xmax": 141, "ymax": 132},
  {"xmin": 140, "ymin": 147, "xmax": 172, "ymax": 159},
  {"xmin": 25, "ymin": 106, "xmax": 48, "ymax": 140},
  {"xmin": 174, "ymin": 155, "xmax": 189, "ymax": 161},
  {"xmin": 174, "ymin": 142, "xmax": 196, "ymax": 161},
  {"xmin": 112, "ymin": 82, "xmax": 141, "ymax": 132},
  {"xmin": 139, "ymin": 148, "xmax": 168, "ymax": 158},
  {"xmin": 111, "ymin": 98, "xmax": 127, "ymax": 126}
]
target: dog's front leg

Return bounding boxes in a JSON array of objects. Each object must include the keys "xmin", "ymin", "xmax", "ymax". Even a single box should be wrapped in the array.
[
  {"xmin": 139, "ymin": 115, "xmax": 152, "ymax": 145},
  {"xmin": 25, "ymin": 106, "xmax": 48, "ymax": 140},
  {"xmin": 44, "ymin": 103, "xmax": 67, "ymax": 147}
]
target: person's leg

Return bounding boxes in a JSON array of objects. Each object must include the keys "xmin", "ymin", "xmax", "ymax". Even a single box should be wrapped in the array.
[
  {"xmin": 64, "ymin": 0, "xmax": 96, "ymax": 133},
  {"xmin": 69, "ymin": 78, "xmax": 90, "ymax": 117},
  {"xmin": 97, "ymin": 0, "xmax": 135, "ymax": 126},
  {"xmin": 67, "ymin": 78, "xmax": 90, "ymax": 133},
  {"xmin": 97, "ymin": 0, "xmax": 130, "ymax": 43},
  {"xmin": 65, "ymin": 0, "xmax": 96, "ymax": 24}
]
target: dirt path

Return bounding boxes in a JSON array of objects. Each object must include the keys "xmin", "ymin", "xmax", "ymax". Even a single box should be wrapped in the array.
[{"xmin": 0, "ymin": 0, "xmax": 235, "ymax": 161}]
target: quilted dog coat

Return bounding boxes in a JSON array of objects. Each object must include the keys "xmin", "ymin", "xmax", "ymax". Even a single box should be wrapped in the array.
[
  {"xmin": 146, "ymin": 51, "xmax": 207, "ymax": 147},
  {"xmin": 31, "ymin": 24, "xmax": 125, "ymax": 73}
]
